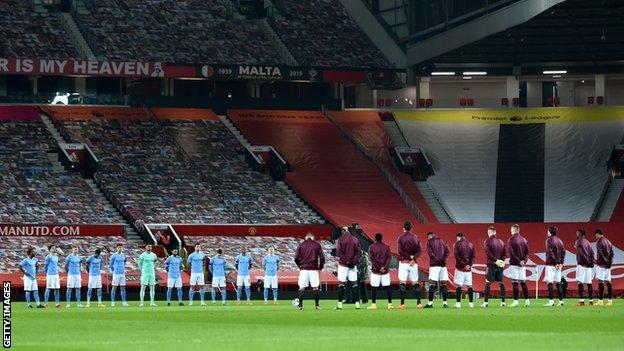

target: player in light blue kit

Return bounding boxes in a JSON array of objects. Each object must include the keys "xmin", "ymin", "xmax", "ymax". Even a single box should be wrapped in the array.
[
  {"xmin": 19, "ymin": 248, "xmax": 44, "ymax": 308},
  {"xmin": 210, "ymin": 249, "xmax": 228, "ymax": 305},
  {"xmin": 109, "ymin": 243, "xmax": 128, "ymax": 307},
  {"xmin": 263, "ymin": 246, "xmax": 280, "ymax": 304},
  {"xmin": 65, "ymin": 245, "xmax": 83, "ymax": 308},
  {"xmin": 44, "ymin": 245, "xmax": 61, "ymax": 308},
  {"xmin": 165, "ymin": 247, "xmax": 184, "ymax": 306},
  {"xmin": 86, "ymin": 249, "xmax": 105, "ymax": 308},
  {"xmin": 187, "ymin": 244, "xmax": 207, "ymax": 306},
  {"xmin": 235, "ymin": 246, "xmax": 253, "ymax": 305}
]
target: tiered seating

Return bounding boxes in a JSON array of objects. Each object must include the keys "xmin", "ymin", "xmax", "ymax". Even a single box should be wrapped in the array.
[
  {"xmin": 75, "ymin": 0, "xmax": 281, "ymax": 64},
  {"xmin": 330, "ymin": 111, "xmax": 438, "ymax": 223},
  {"xmin": 0, "ymin": 237, "xmax": 158, "ymax": 274},
  {"xmin": 0, "ymin": 120, "xmax": 119, "ymax": 223},
  {"xmin": 0, "ymin": 1, "xmax": 78, "ymax": 58},
  {"xmin": 269, "ymin": 0, "xmax": 389, "ymax": 68},
  {"xmin": 59, "ymin": 119, "xmax": 240, "ymax": 224},
  {"xmin": 184, "ymin": 236, "xmax": 337, "ymax": 272},
  {"xmin": 57, "ymin": 114, "xmax": 321, "ymax": 224},
  {"xmin": 167, "ymin": 119, "xmax": 321, "ymax": 224},
  {"xmin": 229, "ymin": 110, "xmax": 419, "ymax": 253}
]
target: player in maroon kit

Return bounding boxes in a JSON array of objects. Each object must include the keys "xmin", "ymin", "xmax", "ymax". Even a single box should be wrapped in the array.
[
  {"xmin": 507, "ymin": 224, "xmax": 530, "ymax": 307},
  {"xmin": 574, "ymin": 229, "xmax": 595, "ymax": 306},
  {"xmin": 453, "ymin": 233, "xmax": 475, "ymax": 308},
  {"xmin": 397, "ymin": 221, "xmax": 423, "ymax": 309},
  {"xmin": 424, "ymin": 232, "xmax": 450, "ymax": 308},
  {"xmin": 481, "ymin": 226, "xmax": 507, "ymax": 307},
  {"xmin": 294, "ymin": 232, "xmax": 325, "ymax": 310},
  {"xmin": 335, "ymin": 227, "xmax": 362, "ymax": 310},
  {"xmin": 367, "ymin": 233, "xmax": 393, "ymax": 310},
  {"xmin": 544, "ymin": 226, "xmax": 566, "ymax": 307},
  {"xmin": 594, "ymin": 229, "xmax": 614, "ymax": 306}
]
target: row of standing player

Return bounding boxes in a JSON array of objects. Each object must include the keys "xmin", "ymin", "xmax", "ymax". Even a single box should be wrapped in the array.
[
  {"xmin": 293, "ymin": 222, "xmax": 614, "ymax": 310},
  {"xmin": 18, "ymin": 243, "xmax": 281, "ymax": 308}
]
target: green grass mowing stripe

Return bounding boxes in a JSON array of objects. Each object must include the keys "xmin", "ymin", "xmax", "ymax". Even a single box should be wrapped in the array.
[{"xmin": 11, "ymin": 299, "xmax": 624, "ymax": 351}]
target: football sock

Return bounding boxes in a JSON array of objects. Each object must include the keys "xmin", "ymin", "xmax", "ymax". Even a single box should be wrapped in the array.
[
  {"xmin": 86, "ymin": 288, "xmax": 92, "ymax": 303},
  {"xmin": 578, "ymin": 283, "xmax": 584, "ymax": 300},
  {"xmin": 120, "ymin": 287, "xmax": 127, "ymax": 303},
  {"xmin": 140, "ymin": 285, "xmax": 145, "ymax": 303},
  {"xmin": 440, "ymin": 284, "xmax": 448, "ymax": 302},
  {"xmin": 338, "ymin": 284, "xmax": 345, "ymax": 303},
  {"xmin": 66, "ymin": 288, "xmax": 71, "ymax": 303},
  {"xmin": 54, "ymin": 289, "xmax": 60, "ymax": 304},
  {"xmin": 25, "ymin": 291, "xmax": 31, "ymax": 305},
  {"xmin": 236, "ymin": 287, "xmax": 242, "ymax": 302},
  {"xmin": 111, "ymin": 286, "xmax": 116, "ymax": 303},
  {"xmin": 606, "ymin": 282, "xmax": 612, "ymax": 300},
  {"xmin": 385, "ymin": 286, "xmax": 392, "ymax": 303},
  {"xmin": 221, "ymin": 289, "xmax": 226, "ymax": 303},
  {"xmin": 351, "ymin": 283, "xmax": 359, "ymax": 302},
  {"xmin": 498, "ymin": 283, "xmax": 506, "ymax": 302},
  {"xmin": 512, "ymin": 281, "xmax": 519, "ymax": 300},
  {"xmin": 297, "ymin": 289, "xmax": 304, "ymax": 307},
  {"xmin": 547, "ymin": 283, "xmax": 554, "ymax": 300},
  {"xmin": 245, "ymin": 287, "xmax": 251, "ymax": 302},
  {"xmin": 467, "ymin": 287, "xmax": 474, "ymax": 302},
  {"xmin": 75, "ymin": 288, "xmax": 81, "ymax": 303},
  {"xmin": 428, "ymin": 284, "xmax": 436, "ymax": 302},
  {"xmin": 166, "ymin": 288, "xmax": 172, "ymax": 303},
  {"xmin": 44, "ymin": 289, "xmax": 50, "ymax": 304},
  {"xmin": 150, "ymin": 285, "xmax": 155, "ymax": 303},
  {"xmin": 556, "ymin": 282, "xmax": 564, "ymax": 301},
  {"xmin": 587, "ymin": 284, "xmax": 593, "ymax": 300},
  {"xmin": 33, "ymin": 291, "xmax": 40, "ymax": 305},
  {"xmin": 272, "ymin": 288, "xmax": 278, "ymax": 301},
  {"xmin": 399, "ymin": 283, "xmax": 406, "ymax": 304},
  {"xmin": 211, "ymin": 288, "xmax": 216, "ymax": 303},
  {"xmin": 520, "ymin": 281, "xmax": 529, "ymax": 299},
  {"xmin": 456, "ymin": 287, "xmax": 462, "ymax": 303},
  {"xmin": 414, "ymin": 283, "xmax": 422, "ymax": 304},
  {"xmin": 313, "ymin": 288, "xmax": 320, "ymax": 307},
  {"xmin": 97, "ymin": 288, "xmax": 102, "ymax": 303},
  {"xmin": 598, "ymin": 282, "xmax": 604, "ymax": 300},
  {"xmin": 484, "ymin": 282, "xmax": 491, "ymax": 302},
  {"xmin": 263, "ymin": 288, "xmax": 269, "ymax": 301},
  {"xmin": 200, "ymin": 287, "xmax": 206, "ymax": 303},
  {"xmin": 177, "ymin": 287, "xmax": 183, "ymax": 303},
  {"xmin": 371, "ymin": 287, "xmax": 377, "ymax": 303},
  {"xmin": 190, "ymin": 287, "xmax": 195, "ymax": 303}
]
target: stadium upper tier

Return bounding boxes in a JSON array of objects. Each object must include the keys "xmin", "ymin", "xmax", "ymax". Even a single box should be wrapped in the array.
[
  {"xmin": 55, "ymin": 109, "xmax": 321, "ymax": 225},
  {"xmin": 0, "ymin": 0, "xmax": 389, "ymax": 68},
  {"xmin": 0, "ymin": 1, "xmax": 78, "ymax": 59},
  {"xmin": 0, "ymin": 116, "xmax": 120, "ymax": 224}
]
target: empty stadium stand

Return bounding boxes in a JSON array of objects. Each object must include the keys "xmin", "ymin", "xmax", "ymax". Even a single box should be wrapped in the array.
[{"xmin": 228, "ymin": 110, "xmax": 420, "ymax": 252}]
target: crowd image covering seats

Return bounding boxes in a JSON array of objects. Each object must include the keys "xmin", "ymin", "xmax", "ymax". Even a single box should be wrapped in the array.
[
  {"xmin": 56, "ymin": 113, "xmax": 323, "ymax": 225},
  {"xmin": 0, "ymin": 1, "xmax": 78, "ymax": 59},
  {"xmin": 75, "ymin": 0, "xmax": 281, "ymax": 64},
  {"xmin": 184, "ymin": 236, "xmax": 338, "ymax": 273},
  {"xmin": 0, "ymin": 120, "xmax": 120, "ymax": 223},
  {"xmin": 0, "ymin": 236, "xmax": 156, "ymax": 274},
  {"xmin": 269, "ymin": 0, "xmax": 390, "ymax": 68}
]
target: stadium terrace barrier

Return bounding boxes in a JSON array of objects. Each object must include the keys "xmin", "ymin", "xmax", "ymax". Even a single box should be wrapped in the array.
[
  {"xmin": 0, "ymin": 224, "xmax": 124, "ymax": 237},
  {"xmin": 41, "ymin": 105, "xmax": 149, "ymax": 120},
  {"xmin": 172, "ymin": 224, "xmax": 333, "ymax": 240},
  {"xmin": 0, "ymin": 106, "xmax": 41, "ymax": 121},
  {"xmin": 150, "ymin": 108, "xmax": 219, "ymax": 121}
]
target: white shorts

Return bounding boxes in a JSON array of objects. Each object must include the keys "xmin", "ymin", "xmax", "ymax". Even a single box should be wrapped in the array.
[
  {"xmin": 167, "ymin": 277, "xmax": 182, "ymax": 288},
  {"xmin": 428, "ymin": 266, "xmax": 448, "ymax": 281},
  {"xmin": 264, "ymin": 275, "xmax": 278, "ymax": 289},
  {"xmin": 88, "ymin": 275, "xmax": 102, "ymax": 289},
  {"xmin": 543, "ymin": 265, "xmax": 562, "ymax": 283},
  {"xmin": 66, "ymin": 274, "xmax": 81, "ymax": 289},
  {"xmin": 190, "ymin": 273, "xmax": 205, "ymax": 286},
  {"xmin": 112, "ymin": 274, "xmax": 126, "ymax": 287},
  {"xmin": 398, "ymin": 262, "xmax": 419, "ymax": 283},
  {"xmin": 23, "ymin": 276, "xmax": 37, "ymax": 291},
  {"xmin": 298, "ymin": 270, "xmax": 320, "ymax": 289},
  {"xmin": 46, "ymin": 275, "xmax": 60, "ymax": 289},
  {"xmin": 370, "ymin": 273, "xmax": 390, "ymax": 287},
  {"xmin": 211, "ymin": 276, "xmax": 226, "ymax": 288},
  {"xmin": 576, "ymin": 265, "xmax": 594, "ymax": 284},
  {"xmin": 337, "ymin": 265, "xmax": 358, "ymax": 282},
  {"xmin": 236, "ymin": 275, "xmax": 251, "ymax": 287},
  {"xmin": 595, "ymin": 267, "xmax": 611, "ymax": 282},
  {"xmin": 508, "ymin": 265, "xmax": 527, "ymax": 281},
  {"xmin": 454, "ymin": 270, "xmax": 473, "ymax": 287}
]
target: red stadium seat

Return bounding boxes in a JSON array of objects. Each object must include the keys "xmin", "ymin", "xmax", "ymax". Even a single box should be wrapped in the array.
[
  {"xmin": 501, "ymin": 98, "xmax": 509, "ymax": 106},
  {"xmin": 512, "ymin": 97, "xmax": 520, "ymax": 107},
  {"xmin": 587, "ymin": 96, "xmax": 594, "ymax": 105},
  {"xmin": 425, "ymin": 99, "xmax": 433, "ymax": 107},
  {"xmin": 597, "ymin": 96, "xmax": 604, "ymax": 105},
  {"xmin": 460, "ymin": 98, "xmax": 467, "ymax": 106},
  {"xmin": 467, "ymin": 98, "xmax": 474, "ymax": 107}
]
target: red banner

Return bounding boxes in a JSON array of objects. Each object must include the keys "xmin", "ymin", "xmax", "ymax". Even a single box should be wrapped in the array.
[
  {"xmin": 0, "ymin": 106, "xmax": 40, "ymax": 121},
  {"xmin": 173, "ymin": 224, "xmax": 333, "ymax": 240},
  {"xmin": 0, "ymin": 224, "xmax": 124, "ymax": 237}
]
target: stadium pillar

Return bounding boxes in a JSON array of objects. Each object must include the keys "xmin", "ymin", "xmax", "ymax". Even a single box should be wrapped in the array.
[
  {"xmin": 418, "ymin": 77, "xmax": 430, "ymax": 100},
  {"xmin": 595, "ymin": 75, "xmax": 605, "ymax": 104},
  {"xmin": 31, "ymin": 76, "xmax": 38, "ymax": 95},
  {"xmin": 0, "ymin": 76, "xmax": 6, "ymax": 97},
  {"xmin": 506, "ymin": 76, "xmax": 519, "ymax": 107}
]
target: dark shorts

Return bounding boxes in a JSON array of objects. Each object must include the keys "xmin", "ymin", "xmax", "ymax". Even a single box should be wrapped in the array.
[{"xmin": 486, "ymin": 265, "xmax": 504, "ymax": 282}]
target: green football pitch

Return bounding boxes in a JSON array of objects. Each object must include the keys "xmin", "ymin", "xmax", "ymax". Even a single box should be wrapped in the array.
[{"xmin": 10, "ymin": 299, "xmax": 624, "ymax": 351}]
